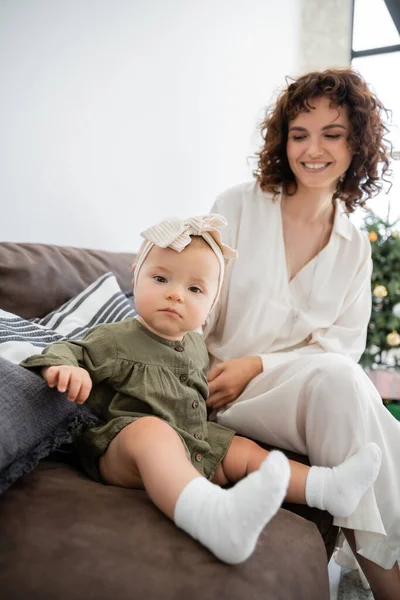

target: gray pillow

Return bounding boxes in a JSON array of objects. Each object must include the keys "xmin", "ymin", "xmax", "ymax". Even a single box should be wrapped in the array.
[{"xmin": 0, "ymin": 357, "xmax": 97, "ymax": 494}]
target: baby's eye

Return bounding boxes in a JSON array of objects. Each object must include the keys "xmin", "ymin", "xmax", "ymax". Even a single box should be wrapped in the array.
[
  {"xmin": 153, "ymin": 275, "xmax": 167, "ymax": 283},
  {"xmin": 189, "ymin": 286, "xmax": 202, "ymax": 294}
]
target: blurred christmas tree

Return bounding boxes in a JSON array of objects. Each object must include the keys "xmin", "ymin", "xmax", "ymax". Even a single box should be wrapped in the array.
[{"xmin": 361, "ymin": 211, "xmax": 400, "ymax": 370}]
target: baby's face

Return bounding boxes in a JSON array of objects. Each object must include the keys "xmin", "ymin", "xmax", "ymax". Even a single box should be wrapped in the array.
[{"xmin": 134, "ymin": 241, "xmax": 220, "ymax": 340}]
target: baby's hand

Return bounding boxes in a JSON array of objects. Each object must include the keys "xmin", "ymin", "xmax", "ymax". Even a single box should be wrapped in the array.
[{"xmin": 41, "ymin": 365, "xmax": 92, "ymax": 404}]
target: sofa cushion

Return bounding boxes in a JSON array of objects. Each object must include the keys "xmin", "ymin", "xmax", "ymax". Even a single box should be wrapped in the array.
[
  {"xmin": 0, "ymin": 357, "xmax": 97, "ymax": 494},
  {"xmin": 0, "ymin": 272, "xmax": 137, "ymax": 364},
  {"xmin": 0, "ymin": 242, "xmax": 136, "ymax": 319},
  {"xmin": 0, "ymin": 461, "xmax": 331, "ymax": 600}
]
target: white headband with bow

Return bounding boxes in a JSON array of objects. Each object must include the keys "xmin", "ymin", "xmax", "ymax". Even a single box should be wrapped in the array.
[{"xmin": 133, "ymin": 214, "xmax": 237, "ymax": 307}]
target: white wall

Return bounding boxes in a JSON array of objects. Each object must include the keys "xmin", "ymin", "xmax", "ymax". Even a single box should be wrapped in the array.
[
  {"xmin": 300, "ymin": 0, "xmax": 352, "ymax": 72},
  {"xmin": 0, "ymin": 0, "xmax": 301, "ymax": 252}
]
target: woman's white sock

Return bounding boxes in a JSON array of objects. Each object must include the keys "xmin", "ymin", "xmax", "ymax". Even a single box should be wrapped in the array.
[
  {"xmin": 174, "ymin": 451, "xmax": 290, "ymax": 564},
  {"xmin": 305, "ymin": 442, "xmax": 382, "ymax": 518}
]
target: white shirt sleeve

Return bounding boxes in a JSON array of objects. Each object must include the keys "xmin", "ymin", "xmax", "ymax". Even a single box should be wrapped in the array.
[{"xmin": 308, "ymin": 253, "xmax": 372, "ymax": 362}]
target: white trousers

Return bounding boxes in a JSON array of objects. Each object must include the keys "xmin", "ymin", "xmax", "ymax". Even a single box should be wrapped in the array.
[{"xmin": 216, "ymin": 352, "xmax": 400, "ymax": 569}]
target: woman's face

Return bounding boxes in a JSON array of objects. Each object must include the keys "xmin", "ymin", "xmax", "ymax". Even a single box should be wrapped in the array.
[{"xmin": 286, "ymin": 96, "xmax": 353, "ymax": 193}]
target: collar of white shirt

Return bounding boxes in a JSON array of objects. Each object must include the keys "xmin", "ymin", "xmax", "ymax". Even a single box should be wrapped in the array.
[{"xmin": 333, "ymin": 198, "xmax": 353, "ymax": 241}]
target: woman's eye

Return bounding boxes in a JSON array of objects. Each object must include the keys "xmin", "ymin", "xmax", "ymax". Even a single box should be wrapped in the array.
[
  {"xmin": 189, "ymin": 286, "xmax": 202, "ymax": 294},
  {"xmin": 325, "ymin": 134, "xmax": 341, "ymax": 139},
  {"xmin": 292, "ymin": 135, "xmax": 306, "ymax": 141},
  {"xmin": 154, "ymin": 275, "xmax": 167, "ymax": 283}
]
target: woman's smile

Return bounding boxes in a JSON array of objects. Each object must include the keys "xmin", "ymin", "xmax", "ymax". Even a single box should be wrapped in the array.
[{"xmin": 301, "ymin": 161, "xmax": 332, "ymax": 172}]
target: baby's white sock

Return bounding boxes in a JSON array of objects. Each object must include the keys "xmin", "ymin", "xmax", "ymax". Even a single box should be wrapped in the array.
[
  {"xmin": 174, "ymin": 451, "xmax": 290, "ymax": 564},
  {"xmin": 305, "ymin": 442, "xmax": 382, "ymax": 518}
]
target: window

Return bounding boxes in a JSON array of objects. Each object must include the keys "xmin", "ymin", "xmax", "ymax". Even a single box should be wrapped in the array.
[
  {"xmin": 351, "ymin": 0, "xmax": 400, "ymax": 222},
  {"xmin": 352, "ymin": 0, "xmax": 400, "ymax": 51}
]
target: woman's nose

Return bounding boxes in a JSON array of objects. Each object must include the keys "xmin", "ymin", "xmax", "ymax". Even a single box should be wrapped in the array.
[{"xmin": 307, "ymin": 137, "xmax": 324, "ymax": 157}]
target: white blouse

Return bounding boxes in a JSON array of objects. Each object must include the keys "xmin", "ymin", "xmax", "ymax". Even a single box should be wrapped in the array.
[{"xmin": 204, "ymin": 181, "xmax": 372, "ymax": 371}]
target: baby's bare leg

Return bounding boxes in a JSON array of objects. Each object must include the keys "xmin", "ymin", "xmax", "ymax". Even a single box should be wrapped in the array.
[
  {"xmin": 99, "ymin": 418, "xmax": 290, "ymax": 564},
  {"xmin": 99, "ymin": 416, "xmax": 202, "ymax": 518},
  {"xmin": 213, "ymin": 436, "xmax": 308, "ymax": 502},
  {"xmin": 215, "ymin": 436, "xmax": 382, "ymax": 518}
]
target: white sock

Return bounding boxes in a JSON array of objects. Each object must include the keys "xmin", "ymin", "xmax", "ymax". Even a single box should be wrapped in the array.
[
  {"xmin": 305, "ymin": 442, "xmax": 382, "ymax": 518},
  {"xmin": 174, "ymin": 451, "xmax": 290, "ymax": 564}
]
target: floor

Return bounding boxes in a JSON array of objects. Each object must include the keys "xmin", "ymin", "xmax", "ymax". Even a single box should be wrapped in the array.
[
  {"xmin": 329, "ymin": 557, "xmax": 375, "ymax": 600},
  {"xmin": 329, "ymin": 556, "xmax": 342, "ymax": 600}
]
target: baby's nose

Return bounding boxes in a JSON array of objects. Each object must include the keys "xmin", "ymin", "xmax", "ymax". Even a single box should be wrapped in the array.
[{"xmin": 166, "ymin": 287, "xmax": 184, "ymax": 302}]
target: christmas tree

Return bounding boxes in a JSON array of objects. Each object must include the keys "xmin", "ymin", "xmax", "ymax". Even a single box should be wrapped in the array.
[{"xmin": 361, "ymin": 211, "xmax": 400, "ymax": 370}]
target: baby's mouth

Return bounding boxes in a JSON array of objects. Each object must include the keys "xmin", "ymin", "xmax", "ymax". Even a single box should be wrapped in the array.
[{"xmin": 160, "ymin": 308, "xmax": 182, "ymax": 319}]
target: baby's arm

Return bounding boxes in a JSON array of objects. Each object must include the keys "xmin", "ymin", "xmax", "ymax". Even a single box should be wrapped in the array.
[{"xmin": 20, "ymin": 324, "xmax": 116, "ymax": 403}]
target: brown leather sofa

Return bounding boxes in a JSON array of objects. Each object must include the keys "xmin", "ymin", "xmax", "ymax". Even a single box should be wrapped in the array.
[{"xmin": 0, "ymin": 241, "xmax": 338, "ymax": 600}]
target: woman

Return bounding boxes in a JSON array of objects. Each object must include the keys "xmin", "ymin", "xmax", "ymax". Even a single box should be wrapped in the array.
[{"xmin": 204, "ymin": 68, "xmax": 400, "ymax": 599}]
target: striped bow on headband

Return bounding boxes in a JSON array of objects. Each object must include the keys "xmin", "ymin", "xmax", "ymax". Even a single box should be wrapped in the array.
[{"xmin": 133, "ymin": 214, "xmax": 238, "ymax": 307}]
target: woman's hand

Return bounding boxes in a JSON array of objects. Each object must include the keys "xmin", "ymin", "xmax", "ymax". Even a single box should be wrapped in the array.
[
  {"xmin": 206, "ymin": 356, "xmax": 263, "ymax": 410},
  {"xmin": 41, "ymin": 365, "xmax": 92, "ymax": 404}
]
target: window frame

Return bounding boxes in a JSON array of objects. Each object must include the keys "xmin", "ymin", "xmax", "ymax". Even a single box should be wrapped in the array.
[
  {"xmin": 351, "ymin": 0, "xmax": 400, "ymax": 159},
  {"xmin": 351, "ymin": 0, "xmax": 400, "ymax": 59}
]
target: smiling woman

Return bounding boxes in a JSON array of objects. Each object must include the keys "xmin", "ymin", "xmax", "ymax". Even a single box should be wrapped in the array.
[{"xmin": 203, "ymin": 68, "xmax": 400, "ymax": 599}]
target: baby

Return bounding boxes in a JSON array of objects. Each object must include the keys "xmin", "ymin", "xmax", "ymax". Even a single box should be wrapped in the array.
[{"xmin": 21, "ymin": 214, "xmax": 382, "ymax": 564}]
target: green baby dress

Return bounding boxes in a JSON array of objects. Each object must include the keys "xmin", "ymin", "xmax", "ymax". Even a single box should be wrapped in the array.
[{"xmin": 21, "ymin": 319, "xmax": 235, "ymax": 482}]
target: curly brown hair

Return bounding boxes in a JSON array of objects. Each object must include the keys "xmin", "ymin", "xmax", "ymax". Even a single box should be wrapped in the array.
[{"xmin": 253, "ymin": 68, "xmax": 391, "ymax": 212}]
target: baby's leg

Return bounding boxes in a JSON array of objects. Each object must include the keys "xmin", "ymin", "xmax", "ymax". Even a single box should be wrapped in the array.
[
  {"xmin": 99, "ymin": 416, "xmax": 200, "ymax": 518},
  {"xmin": 216, "ymin": 436, "xmax": 382, "ymax": 519},
  {"xmin": 99, "ymin": 417, "xmax": 289, "ymax": 564},
  {"xmin": 213, "ymin": 437, "xmax": 308, "ymax": 506}
]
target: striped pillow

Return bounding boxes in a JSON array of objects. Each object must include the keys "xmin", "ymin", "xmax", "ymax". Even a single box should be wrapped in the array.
[{"xmin": 0, "ymin": 272, "xmax": 137, "ymax": 364}]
